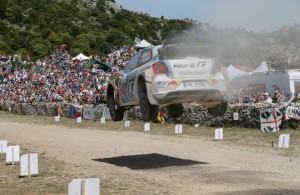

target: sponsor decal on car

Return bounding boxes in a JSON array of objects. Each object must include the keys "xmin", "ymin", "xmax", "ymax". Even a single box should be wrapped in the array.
[
  {"xmin": 156, "ymin": 80, "xmax": 182, "ymax": 92},
  {"xmin": 173, "ymin": 62, "xmax": 207, "ymax": 69}
]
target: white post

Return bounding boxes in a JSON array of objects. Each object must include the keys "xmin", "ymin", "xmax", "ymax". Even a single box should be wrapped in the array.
[
  {"xmin": 28, "ymin": 154, "xmax": 31, "ymax": 178},
  {"xmin": 81, "ymin": 179, "xmax": 86, "ymax": 195},
  {"xmin": 144, "ymin": 123, "xmax": 150, "ymax": 131},
  {"xmin": 215, "ymin": 128, "xmax": 223, "ymax": 141},
  {"xmin": 12, "ymin": 147, "xmax": 14, "ymax": 165},
  {"xmin": 125, "ymin": 121, "xmax": 130, "ymax": 128}
]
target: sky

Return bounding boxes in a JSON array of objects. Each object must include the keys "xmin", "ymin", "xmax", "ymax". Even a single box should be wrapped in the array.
[{"xmin": 115, "ymin": 0, "xmax": 300, "ymax": 32}]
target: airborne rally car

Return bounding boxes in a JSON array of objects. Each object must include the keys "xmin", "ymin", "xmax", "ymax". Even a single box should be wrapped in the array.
[{"xmin": 107, "ymin": 38, "xmax": 232, "ymax": 121}]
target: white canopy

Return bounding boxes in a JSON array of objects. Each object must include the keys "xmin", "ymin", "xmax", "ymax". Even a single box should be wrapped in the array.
[
  {"xmin": 252, "ymin": 61, "xmax": 269, "ymax": 73},
  {"xmin": 72, "ymin": 53, "xmax": 89, "ymax": 61},
  {"xmin": 135, "ymin": 39, "xmax": 152, "ymax": 48},
  {"xmin": 227, "ymin": 61, "xmax": 269, "ymax": 80},
  {"xmin": 227, "ymin": 65, "xmax": 250, "ymax": 81}
]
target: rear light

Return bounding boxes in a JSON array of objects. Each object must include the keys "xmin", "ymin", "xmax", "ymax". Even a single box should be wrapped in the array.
[{"xmin": 152, "ymin": 62, "xmax": 167, "ymax": 74}]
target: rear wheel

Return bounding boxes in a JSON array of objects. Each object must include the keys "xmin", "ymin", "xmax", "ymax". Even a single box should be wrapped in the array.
[
  {"xmin": 167, "ymin": 104, "xmax": 184, "ymax": 118},
  {"xmin": 207, "ymin": 102, "xmax": 228, "ymax": 117},
  {"xmin": 138, "ymin": 85, "xmax": 158, "ymax": 122},
  {"xmin": 107, "ymin": 94, "xmax": 124, "ymax": 121}
]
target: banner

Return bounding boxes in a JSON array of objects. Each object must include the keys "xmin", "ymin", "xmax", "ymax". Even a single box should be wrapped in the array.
[
  {"xmin": 285, "ymin": 106, "xmax": 300, "ymax": 120},
  {"xmin": 82, "ymin": 106, "xmax": 95, "ymax": 120},
  {"xmin": 260, "ymin": 107, "xmax": 282, "ymax": 132},
  {"xmin": 70, "ymin": 105, "xmax": 83, "ymax": 118}
]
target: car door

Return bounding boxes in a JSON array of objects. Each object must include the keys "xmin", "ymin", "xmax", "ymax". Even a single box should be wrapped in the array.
[
  {"xmin": 118, "ymin": 52, "xmax": 142, "ymax": 105},
  {"xmin": 130, "ymin": 49, "xmax": 153, "ymax": 103}
]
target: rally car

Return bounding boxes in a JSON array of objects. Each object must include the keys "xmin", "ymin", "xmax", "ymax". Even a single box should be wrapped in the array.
[{"xmin": 107, "ymin": 38, "xmax": 232, "ymax": 121}]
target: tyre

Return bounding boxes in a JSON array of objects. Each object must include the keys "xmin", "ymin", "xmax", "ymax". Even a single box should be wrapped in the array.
[
  {"xmin": 107, "ymin": 94, "xmax": 124, "ymax": 121},
  {"xmin": 167, "ymin": 104, "xmax": 184, "ymax": 118},
  {"xmin": 207, "ymin": 102, "xmax": 228, "ymax": 117},
  {"xmin": 138, "ymin": 86, "xmax": 158, "ymax": 122}
]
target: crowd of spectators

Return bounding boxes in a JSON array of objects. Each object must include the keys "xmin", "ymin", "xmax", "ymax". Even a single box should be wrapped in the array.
[
  {"xmin": 0, "ymin": 45, "xmax": 137, "ymax": 106},
  {"xmin": 1, "ymin": 45, "xmax": 299, "ymax": 108},
  {"xmin": 103, "ymin": 45, "xmax": 136, "ymax": 71},
  {"xmin": 233, "ymin": 87, "xmax": 300, "ymax": 105}
]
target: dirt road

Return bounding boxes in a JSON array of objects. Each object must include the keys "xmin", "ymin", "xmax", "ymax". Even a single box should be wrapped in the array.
[{"xmin": 0, "ymin": 121, "xmax": 300, "ymax": 195}]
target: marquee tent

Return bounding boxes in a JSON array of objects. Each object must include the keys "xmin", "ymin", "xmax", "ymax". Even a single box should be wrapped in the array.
[
  {"xmin": 227, "ymin": 61, "xmax": 269, "ymax": 80},
  {"xmin": 135, "ymin": 39, "xmax": 152, "ymax": 48},
  {"xmin": 72, "ymin": 53, "xmax": 89, "ymax": 61}
]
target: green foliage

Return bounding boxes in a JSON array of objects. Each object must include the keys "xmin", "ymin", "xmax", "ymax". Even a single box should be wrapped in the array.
[
  {"xmin": 0, "ymin": 0, "xmax": 8, "ymax": 19},
  {"xmin": 0, "ymin": 0, "xmax": 196, "ymax": 59},
  {"xmin": 18, "ymin": 48, "xmax": 29, "ymax": 59},
  {"xmin": 1, "ymin": 0, "xmax": 298, "ymax": 64},
  {"xmin": 0, "ymin": 40, "xmax": 10, "ymax": 54},
  {"xmin": 32, "ymin": 43, "xmax": 49, "ymax": 58}
]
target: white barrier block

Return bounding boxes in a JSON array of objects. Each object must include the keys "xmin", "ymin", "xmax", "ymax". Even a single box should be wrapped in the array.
[
  {"xmin": 100, "ymin": 117, "xmax": 106, "ymax": 124},
  {"xmin": 124, "ymin": 121, "xmax": 130, "ymax": 128},
  {"xmin": 55, "ymin": 116, "xmax": 60, "ymax": 122},
  {"xmin": 68, "ymin": 178, "xmax": 100, "ymax": 195},
  {"xmin": 0, "ymin": 140, "xmax": 8, "ymax": 154},
  {"xmin": 279, "ymin": 134, "xmax": 290, "ymax": 148},
  {"xmin": 194, "ymin": 124, "xmax": 200, "ymax": 128},
  {"xmin": 233, "ymin": 112, "xmax": 239, "ymax": 120},
  {"xmin": 175, "ymin": 124, "xmax": 183, "ymax": 134},
  {"xmin": 144, "ymin": 123, "xmax": 150, "ymax": 132},
  {"xmin": 77, "ymin": 117, "xmax": 82, "ymax": 123},
  {"xmin": 6, "ymin": 145, "xmax": 20, "ymax": 164},
  {"xmin": 20, "ymin": 153, "xmax": 39, "ymax": 177},
  {"xmin": 215, "ymin": 128, "xmax": 223, "ymax": 140}
]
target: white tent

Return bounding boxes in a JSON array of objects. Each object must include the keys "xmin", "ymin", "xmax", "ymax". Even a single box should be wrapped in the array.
[
  {"xmin": 252, "ymin": 61, "xmax": 269, "ymax": 73},
  {"xmin": 72, "ymin": 53, "xmax": 89, "ymax": 61},
  {"xmin": 227, "ymin": 61, "xmax": 269, "ymax": 80},
  {"xmin": 227, "ymin": 65, "xmax": 250, "ymax": 81},
  {"xmin": 135, "ymin": 39, "xmax": 152, "ymax": 48}
]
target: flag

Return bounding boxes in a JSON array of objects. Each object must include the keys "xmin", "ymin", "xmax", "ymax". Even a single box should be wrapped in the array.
[{"xmin": 260, "ymin": 107, "xmax": 282, "ymax": 132}]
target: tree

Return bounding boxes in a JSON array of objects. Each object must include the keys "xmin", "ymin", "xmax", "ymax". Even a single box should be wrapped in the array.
[
  {"xmin": 0, "ymin": 0, "xmax": 8, "ymax": 19},
  {"xmin": 32, "ymin": 43, "xmax": 49, "ymax": 58},
  {"xmin": 106, "ymin": 29, "xmax": 123, "ymax": 43},
  {"xmin": 0, "ymin": 40, "xmax": 10, "ymax": 54},
  {"xmin": 0, "ymin": 19, "xmax": 8, "ymax": 35},
  {"xmin": 48, "ymin": 32, "xmax": 61, "ymax": 47}
]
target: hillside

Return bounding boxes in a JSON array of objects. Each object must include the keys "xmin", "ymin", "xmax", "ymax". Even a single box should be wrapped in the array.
[
  {"xmin": 0, "ymin": 0, "xmax": 196, "ymax": 59},
  {"xmin": 0, "ymin": 0, "xmax": 300, "ymax": 67}
]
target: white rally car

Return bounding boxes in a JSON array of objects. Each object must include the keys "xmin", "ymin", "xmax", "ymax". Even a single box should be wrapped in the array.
[{"xmin": 107, "ymin": 38, "xmax": 232, "ymax": 121}]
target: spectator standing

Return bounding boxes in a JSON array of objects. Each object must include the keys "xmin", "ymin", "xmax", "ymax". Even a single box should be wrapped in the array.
[{"xmin": 262, "ymin": 93, "xmax": 273, "ymax": 104}]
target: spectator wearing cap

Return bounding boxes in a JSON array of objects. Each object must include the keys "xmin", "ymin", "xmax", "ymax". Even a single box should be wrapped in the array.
[
  {"xmin": 263, "ymin": 92, "xmax": 272, "ymax": 104},
  {"xmin": 285, "ymin": 92, "xmax": 294, "ymax": 104}
]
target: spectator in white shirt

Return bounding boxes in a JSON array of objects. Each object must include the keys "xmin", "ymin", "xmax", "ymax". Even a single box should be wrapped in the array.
[{"xmin": 263, "ymin": 93, "xmax": 273, "ymax": 104}]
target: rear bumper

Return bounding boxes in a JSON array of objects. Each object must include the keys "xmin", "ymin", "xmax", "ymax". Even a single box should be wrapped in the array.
[{"xmin": 153, "ymin": 89, "xmax": 227, "ymax": 104}]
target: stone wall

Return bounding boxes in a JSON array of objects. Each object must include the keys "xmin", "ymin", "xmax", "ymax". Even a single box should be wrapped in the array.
[
  {"xmin": 1, "ymin": 100, "xmax": 299, "ymax": 129},
  {"xmin": 128, "ymin": 103, "xmax": 300, "ymax": 130}
]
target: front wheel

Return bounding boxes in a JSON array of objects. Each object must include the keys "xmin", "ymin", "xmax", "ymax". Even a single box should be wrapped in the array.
[
  {"xmin": 107, "ymin": 94, "xmax": 124, "ymax": 121},
  {"xmin": 207, "ymin": 102, "xmax": 228, "ymax": 117},
  {"xmin": 138, "ymin": 87, "xmax": 158, "ymax": 122}
]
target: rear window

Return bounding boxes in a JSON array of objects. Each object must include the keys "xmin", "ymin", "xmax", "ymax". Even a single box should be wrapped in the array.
[{"xmin": 159, "ymin": 45, "xmax": 215, "ymax": 60}]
